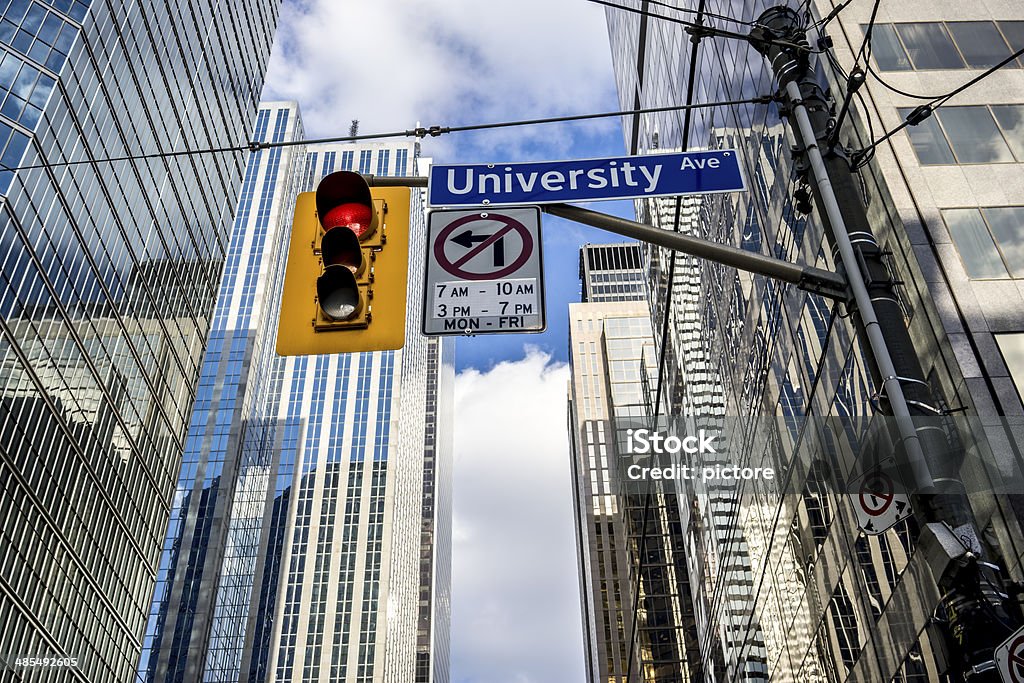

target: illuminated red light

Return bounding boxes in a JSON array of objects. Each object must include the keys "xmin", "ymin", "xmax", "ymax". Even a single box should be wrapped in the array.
[{"xmin": 323, "ymin": 202, "xmax": 373, "ymax": 239}]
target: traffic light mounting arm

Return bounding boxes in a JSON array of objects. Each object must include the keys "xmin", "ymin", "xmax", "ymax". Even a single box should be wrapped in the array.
[{"xmin": 367, "ymin": 174, "xmax": 847, "ymax": 300}]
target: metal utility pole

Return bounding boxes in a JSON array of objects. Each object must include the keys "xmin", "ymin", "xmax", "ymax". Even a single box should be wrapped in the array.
[{"xmin": 749, "ymin": 7, "xmax": 1020, "ymax": 680}]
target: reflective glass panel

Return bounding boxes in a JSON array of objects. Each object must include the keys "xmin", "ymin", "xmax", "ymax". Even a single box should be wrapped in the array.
[
  {"xmin": 937, "ymin": 106, "xmax": 1014, "ymax": 163},
  {"xmin": 946, "ymin": 22, "xmax": 1013, "ymax": 68},
  {"xmin": 899, "ymin": 108, "xmax": 956, "ymax": 164},
  {"xmin": 991, "ymin": 105, "xmax": 1024, "ymax": 161},
  {"xmin": 982, "ymin": 207, "xmax": 1024, "ymax": 278},
  {"xmin": 896, "ymin": 23, "xmax": 966, "ymax": 69},
  {"xmin": 942, "ymin": 208, "xmax": 1008, "ymax": 278},
  {"xmin": 870, "ymin": 24, "xmax": 912, "ymax": 71},
  {"xmin": 995, "ymin": 334, "xmax": 1024, "ymax": 402},
  {"xmin": 997, "ymin": 21, "xmax": 1024, "ymax": 67}
]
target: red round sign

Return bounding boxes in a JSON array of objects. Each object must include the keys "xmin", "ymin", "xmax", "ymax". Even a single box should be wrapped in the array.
[
  {"xmin": 1009, "ymin": 635, "xmax": 1024, "ymax": 683},
  {"xmin": 858, "ymin": 473, "xmax": 894, "ymax": 517},
  {"xmin": 433, "ymin": 213, "xmax": 534, "ymax": 281}
]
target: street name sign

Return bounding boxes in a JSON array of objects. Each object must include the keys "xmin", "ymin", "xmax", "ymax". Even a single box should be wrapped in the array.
[
  {"xmin": 423, "ymin": 207, "xmax": 545, "ymax": 336},
  {"xmin": 427, "ymin": 150, "xmax": 745, "ymax": 207}
]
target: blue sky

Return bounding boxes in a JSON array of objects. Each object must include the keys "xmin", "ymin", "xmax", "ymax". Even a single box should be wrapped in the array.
[{"xmin": 263, "ymin": 1, "xmax": 631, "ymax": 679}]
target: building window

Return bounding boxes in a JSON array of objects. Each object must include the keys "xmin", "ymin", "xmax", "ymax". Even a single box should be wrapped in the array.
[
  {"xmin": 937, "ymin": 106, "xmax": 1014, "ymax": 163},
  {"xmin": 1002, "ymin": 22, "xmax": 1024, "ymax": 66},
  {"xmin": 358, "ymin": 150, "xmax": 371, "ymax": 174},
  {"xmin": 901, "ymin": 105, "xmax": 1024, "ymax": 165},
  {"xmin": 996, "ymin": 335, "xmax": 1024, "ymax": 403},
  {"xmin": 901, "ymin": 110, "xmax": 956, "ymax": 164},
  {"xmin": 942, "ymin": 207, "xmax": 1024, "ymax": 279},
  {"xmin": 992, "ymin": 106, "xmax": 1024, "ymax": 159},
  {"xmin": 896, "ymin": 23, "xmax": 965, "ymax": 69},
  {"xmin": 871, "ymin": 22, "xmax": 1021, "ymax": 71},
  {"xmin": 947, "ymin": 22, "xmax": 1013, "ymax": 68}
]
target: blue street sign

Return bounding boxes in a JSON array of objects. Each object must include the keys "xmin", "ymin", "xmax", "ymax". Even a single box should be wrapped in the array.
[{"xmin": 427, "ymin": 150, "xmax": 745, "ymax": 207}]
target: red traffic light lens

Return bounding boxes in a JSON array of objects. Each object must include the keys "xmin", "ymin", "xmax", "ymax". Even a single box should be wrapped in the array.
[{"xmin": 323, "ymin": 202, "xmax": 373, "ymax": 239}]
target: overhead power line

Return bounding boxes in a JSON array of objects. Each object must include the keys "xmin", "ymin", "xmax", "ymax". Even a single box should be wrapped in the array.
[
  {"xmin": 595, "ymin": 0, "xmax": 755, "ymax": 27},
  {"xmin": 585, "ymin": 0, "xmax": 824, "ymax": 52},
  {"xmin": 0, "ymin": 96, "xmax": 775, "ymax": 174}
]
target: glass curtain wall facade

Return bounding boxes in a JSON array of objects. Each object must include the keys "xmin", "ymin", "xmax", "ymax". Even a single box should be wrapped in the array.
[
  {"xmin": 140, "ymin": 133, "xmax": 454, "ymax": 683},
  {"xmin": 605, "ymin": 0, "xmax": 1024, "ymax": 680},
  {"xmin": 0, "ymin": 0, "xmax": 278, "ymax": 681},
  {"xmin": 263, "ymin": 142, "xmax": 453, "ymax": 683},
  {"xmin": 569, "ymin": 243, "xmax": 698, "ymax": 683},
  {"xmin": 138, "ymin": 102, "xmax": 305, "ymax": 683}
]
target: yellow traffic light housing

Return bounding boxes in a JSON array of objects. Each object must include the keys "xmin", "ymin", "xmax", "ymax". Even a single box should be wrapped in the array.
[{"xmin": 276, "ymin": 171, "xmax": 409, "ymax": 356}]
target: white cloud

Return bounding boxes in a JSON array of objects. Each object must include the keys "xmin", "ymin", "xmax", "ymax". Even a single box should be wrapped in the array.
[
  {"xmin": 262, "ymin": 0, "xmax": 618, "ymax": 158},
  {"xmin": 451, "ymin": 350, "xmax": 584, "ymax": 683}
]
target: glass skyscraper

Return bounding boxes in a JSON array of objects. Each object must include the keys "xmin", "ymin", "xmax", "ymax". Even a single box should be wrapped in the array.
[
  {"xmin": 139, "ymin": 114, "xmax": 454, "ymax": 683},
  {"xmin": 604, "ymin": 0, "xmax": 1024, "ymax": 680},
  {"xmin": 0, "ymin": 1, "xmax": 278, "ymax": 681},
  {"xmin": 569, "ymin": 243, "xmax": 698, "ymax": 682}
]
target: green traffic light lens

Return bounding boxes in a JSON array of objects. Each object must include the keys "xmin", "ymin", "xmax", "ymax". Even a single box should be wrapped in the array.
[{"xmin": 317, "ymin": 267, "xmax": 362, "ymax": 320}]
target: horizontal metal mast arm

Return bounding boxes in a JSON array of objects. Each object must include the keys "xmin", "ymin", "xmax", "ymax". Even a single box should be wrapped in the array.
[
  {"xmin": 543, "ymin": 203, "xmax": 847, "ymax": 298},
  {"xmin": 361, "ymin": 175, "xmax": 846, "ymax": 298}
]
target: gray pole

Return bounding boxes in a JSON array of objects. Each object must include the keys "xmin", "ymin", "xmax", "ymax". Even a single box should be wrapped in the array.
[
  {"xmin": 783, "ymin": 76, "xmax": 935, "ymax": 492},
  {"xmin": 750, "ymin": 7, "xmax": 1019, "ymax": 680},
  {"xmin": 541, "ymin": 203, "xmax": 846, "ymax": 298}
]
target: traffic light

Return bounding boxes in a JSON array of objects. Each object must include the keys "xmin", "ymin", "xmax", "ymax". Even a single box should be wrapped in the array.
[{"xmin": 276, "ymin": 171, "xmax": 410, "ymax": 356}]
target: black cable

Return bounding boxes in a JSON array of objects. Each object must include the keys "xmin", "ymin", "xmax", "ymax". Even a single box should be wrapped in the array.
[
  {"xmin": 629, "ymin": 0, "xmax": 755, "ymax": 27},
  {"xmin": 865, "ymin": 63, "xmax": 944, "ymax": 100},
  {"xmin": 855, "ymin": 0, "xmax": 883, "ymax": 65},
  {"xmin": 586, "ymin": 0, "xmax": 824, "ymax": 53},
  {"xmin": 0, "ymin": 96, "xmax": 774, "ymax": 174},
  {"xmin": 812, "ymin": 0, "xmax": 854, "ymax": 31},
  {"xmin": 823, "ymin": 0, "xmax": 878, "ymax": 150}
]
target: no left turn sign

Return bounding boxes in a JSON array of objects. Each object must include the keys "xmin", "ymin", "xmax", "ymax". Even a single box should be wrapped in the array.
[
  {"xmin": 423, "ymin": 207, "xmax": 545, "ymax": 336},
  {"xmin": 849, "ymin": 458, "xmax": 912, "ymax": 535},
  {"xmin": 996, "ymin": 626, "xmax": 1024, "ymax": 683}
]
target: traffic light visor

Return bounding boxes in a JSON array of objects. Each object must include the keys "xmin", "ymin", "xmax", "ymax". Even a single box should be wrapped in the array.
[{"xmin": 316, "ymin": 171, "xmax": 377, "ymax": 238}]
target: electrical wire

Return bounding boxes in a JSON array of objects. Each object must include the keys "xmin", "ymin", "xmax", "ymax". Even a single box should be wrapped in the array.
[
  {"xmin": 811, "ymin": 0, "xmax": 854, "ymax": 32},
  {"xmin": 585, "ymin": 0, "xmax": 824, "ymax": 52},
  {"xmin": 631, "ymin": 0, "xmax": 756, "ymax": 27},
  {"xmin": 0, "ymin": 95, "xmax": 774, "ymax": 174}
]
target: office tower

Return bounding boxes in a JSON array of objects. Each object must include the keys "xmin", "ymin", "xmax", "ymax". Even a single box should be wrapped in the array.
[
  {"xmin": 0, "ymin": 1, "xmax": 278, "ymax": 681},
  {"xmin": 579, "ymin": 242, "xmax": 647, "ymax": 302},
  {"xmin": 568, "ymin": 243, "xmax": 698, "ymax": 682},
  {"xmin": 605, "ymin": 0, "xmax": 1024, "ymax": 680},
  {"xmin": 139, "ymin": 123, "xmax": 454, "ymax": 683},
  {"xmin": 137, "ymin": 101, "xmax": 306, "ymax": 683}
]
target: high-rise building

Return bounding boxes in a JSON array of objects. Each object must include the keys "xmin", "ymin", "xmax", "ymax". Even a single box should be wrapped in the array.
[
  {"xmin": 579, "ymin": 242, "xmax": 648, "ymax": 303},
  {"xmin": 605, "ymin": 0, "xmax": 1024, "ymax": 680},
  {"xmin": 568, "ymin": 243, "xmax": 698, "ymax": 682},
  {"xmin": 0, "ymin": 1, "xmax": 278, "ymax": 681},
  {"xmin": 138, "ymin": 115, "xmax": 454, "ymax": 683}
]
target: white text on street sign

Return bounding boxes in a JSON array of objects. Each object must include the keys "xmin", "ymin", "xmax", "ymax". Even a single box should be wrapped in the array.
[{"xmin": 427, "ymin": 150, "xmax": 745, "ymax": 207}]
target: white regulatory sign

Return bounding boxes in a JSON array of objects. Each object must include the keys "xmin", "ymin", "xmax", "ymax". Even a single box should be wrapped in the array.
[{"xmin": 423, "ymin": 207, "xmax": 545, "ymax": 336}]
